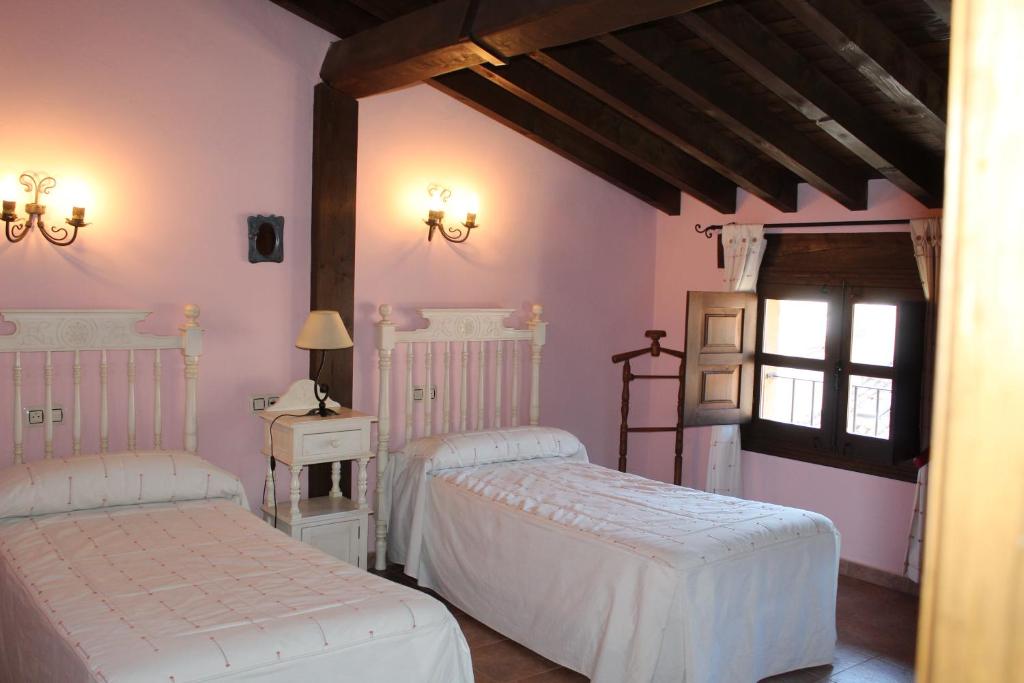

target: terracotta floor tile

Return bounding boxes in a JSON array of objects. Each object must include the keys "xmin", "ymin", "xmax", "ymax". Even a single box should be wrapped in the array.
[
  {"xmin": 472, "ymin": 638, "xmax": 562, "ymax": 682},
  {"xmin": 514, "ymin": 667, "xmax": 589, "ymax": 682},
  {"xmin": 830, "ymin": 657, "xmax": 914, "ymax": 683},
  {"xmin": 474, "ymin": 668, "xmax": 501, "ymax": 683},
  {"xmin": 761, "ymin": 665, "xmax": 833, "ymax": 683},
  {"xmin": 455, "ymin": 610, "xmax": 507, "ymax": 649},
  {"xmin": 831, "ymin": 640, "xmax": 877, "ymax": 674},
  {"xmin": 835, "ymin": 577, "xmax": 918, "ymax": 666}
]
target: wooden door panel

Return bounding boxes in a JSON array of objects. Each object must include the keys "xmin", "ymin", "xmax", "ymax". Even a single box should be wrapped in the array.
[
  {"xmin": 699, "ymin": 365, "xmax": 741, "ymax": 408},
  {"xmin": 684, "ymin": 291, "xmax": 757, "ymax": 426},
  {"xmin": 700, "ymin": 307, "xmax": 745, "ymax": 353}
]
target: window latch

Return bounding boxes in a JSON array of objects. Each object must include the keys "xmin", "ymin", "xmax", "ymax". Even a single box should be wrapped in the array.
[{"xmin": 834, "ymin": 361, "xmax": 843, "ymax": 390}]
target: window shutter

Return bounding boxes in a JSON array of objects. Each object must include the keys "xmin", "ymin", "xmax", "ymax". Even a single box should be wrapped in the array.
[
  {"xmin": 892, "ymin": 300, "xmax": 926, "ymax": 462},
  {"xmin": 683, "ymin": 291, "xmax": 758, "ymax": 427}
]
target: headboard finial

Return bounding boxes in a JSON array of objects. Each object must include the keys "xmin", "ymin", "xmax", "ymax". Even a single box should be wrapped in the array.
[
  {"xmin": 379, "ymin": 304, "xmax": 392, "ymax": 321},
  {"xmin": 183, "ymin": 304, "xmax": 201, "ymax": 328},
  {"xmin": 530, "ymin": 304, "xmax": 544, "ymax": 321}
]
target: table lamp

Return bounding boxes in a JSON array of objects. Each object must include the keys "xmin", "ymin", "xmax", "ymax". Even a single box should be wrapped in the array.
[{"xmin": 295, "ymin": 310, "xmax": 353, "ymax": 416}]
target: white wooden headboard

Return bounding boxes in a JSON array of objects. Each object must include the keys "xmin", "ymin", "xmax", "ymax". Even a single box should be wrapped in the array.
[
  {"xmin": 373, "ymin": 304, "xmax": 547, "ymax": 569},
  {"xmin": 0, "ymin": 306, "xmax": 203, "ymax": 463}
]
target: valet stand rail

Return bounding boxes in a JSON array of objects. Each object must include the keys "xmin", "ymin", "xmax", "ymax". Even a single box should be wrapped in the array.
[{"xmin": 612, "ymin": 331, "xmax": 686, "ymax": 485}]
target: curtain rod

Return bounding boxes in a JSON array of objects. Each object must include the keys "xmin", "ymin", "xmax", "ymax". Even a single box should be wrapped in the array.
[{"xmin": 694, "ymin": 218, "xmax": 912, "ymax": 239}]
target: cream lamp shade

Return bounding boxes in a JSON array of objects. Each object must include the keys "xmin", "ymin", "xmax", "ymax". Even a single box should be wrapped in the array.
[{"xmin": 295, "ymin": 311, "xmax": 353, "ymax": 350}]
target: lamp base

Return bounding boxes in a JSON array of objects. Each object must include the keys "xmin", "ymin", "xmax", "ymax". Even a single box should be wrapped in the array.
[{"xmin": 306, "ymin": 402, "xmax": 338, "ymax": 418}]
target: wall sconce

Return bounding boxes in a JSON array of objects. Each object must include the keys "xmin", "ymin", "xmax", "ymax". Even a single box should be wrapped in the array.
[
  {"xmin": 424, "ymin": 184, "xmax": 479, "ymax": 243},
  {"xmin": 2, "ymin": 172, "xmax": 90, "ymax": 246}
]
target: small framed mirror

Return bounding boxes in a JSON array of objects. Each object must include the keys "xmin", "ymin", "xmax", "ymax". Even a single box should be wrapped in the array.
[{"xmin": 247, "ymin": 214, "xmax": 284, "ymax": 263}]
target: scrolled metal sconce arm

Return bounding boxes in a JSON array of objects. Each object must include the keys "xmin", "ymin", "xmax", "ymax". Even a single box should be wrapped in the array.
[
  {"xmin": 424, "ymin": 184, "xmax": 479, "ymax": 244},
  {"xmin": 2, "ymin": 172, "xmax": 90, "ymax": 247}
]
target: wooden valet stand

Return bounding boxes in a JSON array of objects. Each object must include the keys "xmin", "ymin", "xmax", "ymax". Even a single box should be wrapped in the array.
[{"xmin": 612, "ymin": 331, "xmax": 686, "ymax": 485}]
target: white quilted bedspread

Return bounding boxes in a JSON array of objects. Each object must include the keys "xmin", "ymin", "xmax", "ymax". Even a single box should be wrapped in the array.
[
  {"xmin": 0, "ymin": 499, "xmax": 471, "ymax": 683},
  {"xmin": 438, "ymin": 460, "xmax": 836, "ymax": 570},
  {"xmin": 391, "ymin": 454, "xmax": 840, "ymax": 683}
]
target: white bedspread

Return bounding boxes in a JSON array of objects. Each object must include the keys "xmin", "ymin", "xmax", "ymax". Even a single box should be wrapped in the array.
[
  {"xmin": 390, "ymin": 453, "xmax": 839, "ymax": 683},
  {"xmin": 0, "ymin": 498, "xmax": 472, "ymax": 682}
]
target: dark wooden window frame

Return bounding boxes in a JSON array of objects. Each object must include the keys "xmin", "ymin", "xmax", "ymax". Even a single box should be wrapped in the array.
[{"xmin": 741, "ymin": 237, "xmax": 925, "ymax": 483}]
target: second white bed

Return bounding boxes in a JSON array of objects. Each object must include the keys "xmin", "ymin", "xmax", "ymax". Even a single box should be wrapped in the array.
[{"xmin": 387, "ymin": 427, "xmax": 840, "ymax": 683}]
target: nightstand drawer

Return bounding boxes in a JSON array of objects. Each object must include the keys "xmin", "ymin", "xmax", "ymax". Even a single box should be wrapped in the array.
[{"xmin": 303, "ymin": 429, "xmax": 363, "ymax": 458}]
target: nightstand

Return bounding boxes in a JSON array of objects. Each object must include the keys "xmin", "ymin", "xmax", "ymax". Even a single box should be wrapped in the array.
[{"xmin": 259, "ymin": 408, "xmax": 376, "ymax": 569}]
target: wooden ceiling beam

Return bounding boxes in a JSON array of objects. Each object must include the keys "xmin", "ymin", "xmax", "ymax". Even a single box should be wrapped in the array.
[
  {"xmin": 320, "ymin": 0, "xmax": 722, "ymax": 97},
  {"xmin": 602, "ymin": 30, "xmax": 868, "ymax": 211},
  {"xmin": 472, "ymin": 58, "xmax": 736, "ymax": 213},
  {"xmin": 780, "ymin": 0, "xmax": 946, "ymax": 141},
  {"xmin": 532, "ymin": 43, "xmax": 798, "ymax": 212},
  {"xmin": 679, "ymin": 5, "xmax": 944, "ymax": 207},
  {"xmin": 430, "ymin": 71, "xmax": 683, "ymax": 215},
  {"xmin": 270, "ymin": 0, "xmax": 381, "ymax": 38}
]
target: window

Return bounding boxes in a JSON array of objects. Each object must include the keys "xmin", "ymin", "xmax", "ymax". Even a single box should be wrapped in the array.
[{"xmin": 740, "ymin": 233, "xmax": 926, "ymax": 481}]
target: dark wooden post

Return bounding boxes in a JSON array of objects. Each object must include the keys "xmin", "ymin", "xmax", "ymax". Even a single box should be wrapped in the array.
[
  {"xmin": 308, "ymin": 82, "xmax": 358, "ymax": 497},
  {"xmin": 674, "ymin": 356, "xmax": 686, "ymax": 486},
  {"xmin": 618, "ymin": 360, "xmax": 631, "ymax": 472}
]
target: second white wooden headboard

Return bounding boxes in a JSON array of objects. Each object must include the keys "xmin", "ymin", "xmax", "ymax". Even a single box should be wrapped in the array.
[
  {"xmin": 372, "ymin": 303, "xmax": 546, "ymax": 569},
  {"xmin": 0, "ymin": 306, "xmax": 203, "ymax": 463}
]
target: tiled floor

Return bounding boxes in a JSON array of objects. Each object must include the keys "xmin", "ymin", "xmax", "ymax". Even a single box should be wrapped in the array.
[{"xmin": 425, "ymin": 575, "xmax": 918, "ymax": 682}]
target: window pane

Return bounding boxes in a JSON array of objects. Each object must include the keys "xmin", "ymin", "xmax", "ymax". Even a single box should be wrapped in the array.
[
  {"xmin": 850, "ymin": 303, "xmax": 897, "ymax": 367},
  {"xmin": 846, "ymin": 375, "xmax": 892, "ymax": 439},
  {"xmin": 759, "ymin": 365, "xmax": 824, "ymax": 428},
  {"xmin": 762, "ymin": 299, "xmax": 828, "ymax": 360}
]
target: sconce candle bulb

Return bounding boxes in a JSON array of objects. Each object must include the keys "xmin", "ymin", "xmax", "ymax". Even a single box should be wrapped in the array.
[
  {"xmin": 2, "ymin": 171, "xmax": 90, "ymax": 246},
  {"xmin": 68, "ymin": 207, "xmax": 87, "ymax": 228}
]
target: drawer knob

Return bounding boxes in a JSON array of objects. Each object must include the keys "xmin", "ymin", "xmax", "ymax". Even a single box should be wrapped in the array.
[{"xmin": 330, "ymin": 439, "xmax": 342, "ymax": 448}]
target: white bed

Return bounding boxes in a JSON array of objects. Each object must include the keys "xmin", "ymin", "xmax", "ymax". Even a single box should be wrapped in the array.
[
  {"xmin": 373, "ymin": 305, "xmax": 840, "ymax": 683},
  {"xmin": 0, "ymin": 307, "xmax": 472, "ymax": 683}
]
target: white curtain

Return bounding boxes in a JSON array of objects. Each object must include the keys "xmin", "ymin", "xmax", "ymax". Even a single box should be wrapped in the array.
[
  {"xmin": 706, "ymin": 224, "xmax": 766, "ymax": 497},
  {"xmin": 904, "ymin": 217, "xmax": 941, "ymax": 582}
]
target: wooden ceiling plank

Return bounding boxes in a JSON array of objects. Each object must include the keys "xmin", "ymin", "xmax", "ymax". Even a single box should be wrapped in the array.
[
  {"xmin": 471, "ymin": 58, "xmax": 737, "ymax": 213},
  {"xmin": 779, "ymin": 0, "xmax": 946, "ymax": 140},
  {"xmin": 679, "ymin": 5, "xmax": 943, "ymax": 207},
  {"xmin": 920, "ymin": 0, "xmax": 952, "ymax": 26},
  {"xmin": 430, "ymin": 71, "xmax": 682, "ymax": 215},
  {"xmin": 532, "ymin": 43, "xmax": 797, "ymax": 212},
  {"xmin": 344, "ymin": 0, "xmax": 424, "ymax": 21},
  {"xmin": 320, "ymin": 0, "xmax": 722, "ymax": 97},
  {"xmin": 602, "ymin": 30, "xmax": 869, "ymax": 210}
]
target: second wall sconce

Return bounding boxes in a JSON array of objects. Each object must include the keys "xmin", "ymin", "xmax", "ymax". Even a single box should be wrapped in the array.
[
  {"xmin": 424, "ymin": 184, "xmax": 479, "ymax": 244},
  {"xmin": 2, "ymin": 172, "xmax": 90, "ymax": 246}
]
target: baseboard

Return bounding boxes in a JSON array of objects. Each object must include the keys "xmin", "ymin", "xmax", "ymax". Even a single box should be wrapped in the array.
[{"xmin": 839, "ymin": 558, "xmax": 920, "ymax": 596}]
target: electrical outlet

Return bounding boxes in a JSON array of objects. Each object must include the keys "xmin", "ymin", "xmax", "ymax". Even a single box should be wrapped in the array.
[
  {"xmin": 250, "ymin": 393, "xmax": 282, "ymax": 414},
  {"xmin": 412, "ymin": 385, "xmax": 436, "ymax": 401},
  {"xmin": 25, "ymin": 406, "xmax": 64, "ymax": 426}
]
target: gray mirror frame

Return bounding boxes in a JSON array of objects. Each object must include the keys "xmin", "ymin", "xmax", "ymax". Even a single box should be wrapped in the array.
[{"xmin": 247, "ymin": 214, "xmax": 284, "ymax": 263}]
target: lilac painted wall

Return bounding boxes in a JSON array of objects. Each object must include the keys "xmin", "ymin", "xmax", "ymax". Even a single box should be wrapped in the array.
[
  {"xmin": 637, "ymin": 180, "xmax": 941, "ymax": 574},
  {"xmin": 0, "ymin": 0, "xmax": 333, "ymax": 506},
  {"xmin": 351, "ymin": 85, "xmax": 659, "ymax": 471}
]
